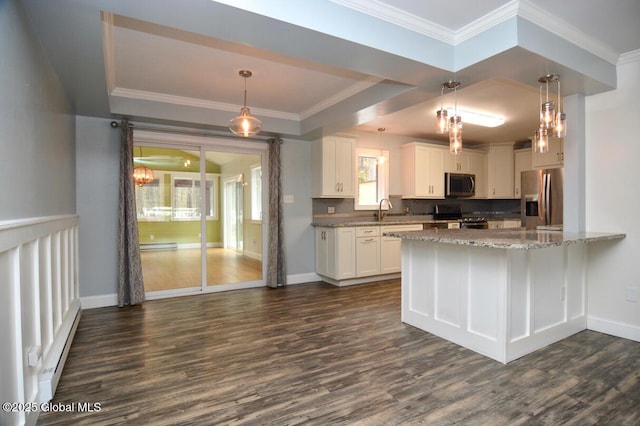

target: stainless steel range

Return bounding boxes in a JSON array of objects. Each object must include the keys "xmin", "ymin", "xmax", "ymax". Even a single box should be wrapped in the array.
[{"xmin": 433, "ymin": 204, "xmax": 489, "ymax": 229}]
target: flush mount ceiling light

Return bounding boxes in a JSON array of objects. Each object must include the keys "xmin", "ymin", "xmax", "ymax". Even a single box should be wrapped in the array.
[
  {"xmin": 435, "ymin": 80, "xmax": 462, "ymax": 155},
  {"xmin": 229, "ymin": 70, "xmax": 262, "ymax": 137},
  {"xmin": 533, "ymin": 74, "xmax": 566, "ymax": 154},
  {"xmin": 445, "ymin": 109, "xmax": 504, "ymax": 128},
  {"xmin": 133, "ymin": 146, "xmax": 154, "ymax": 187}
]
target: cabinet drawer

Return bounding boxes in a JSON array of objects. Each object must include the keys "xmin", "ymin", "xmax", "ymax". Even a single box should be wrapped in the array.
[
  {"xmin": 356, "ymin": 226, "xmax": 380, "ymax": 237},
  {"xmin": 381, "ymin": 224, "xmax": 423, "ymax": 234}
]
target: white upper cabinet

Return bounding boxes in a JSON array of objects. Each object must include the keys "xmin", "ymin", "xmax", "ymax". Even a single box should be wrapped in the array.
[
  {"xmin": 486, "ymin": 143, "xmax": 514, "ymax": 198},
  {"xmin": 311, "ymin": 136, "xmax": 355, "ymax": 198},
  {"xmin": 401, "ymin": 142, "xmax": 446, "ymax": 199},
  {"xmin": 444, "ymin": 151, "xmax": 473, "ymax": 173},
  {"xmin": 514, "ymin": 148, "xmax": 532, "ymax": 199},
  {"xmin": 532, "ymin": 137, "xmax": 564, "ymax": 169}
]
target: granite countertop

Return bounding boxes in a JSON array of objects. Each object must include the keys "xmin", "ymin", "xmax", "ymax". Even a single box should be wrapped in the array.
[
  {"xmin": 311, "ymin": 215, "xmax": 440, "ymax": 227},
  {"xmin": 383, "ymin": 228, "xmax": 626, "ymax": 250},
  {"xmin": 311, "ymin": 215, "xmax": 522, "ymax": 227}
]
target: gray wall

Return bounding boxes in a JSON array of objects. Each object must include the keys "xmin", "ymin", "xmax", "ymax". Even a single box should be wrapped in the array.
[
  {"xmin": 0, "ymin": 0, "xmax": 75, "ymax": 220},
  {"xmin": 75, "ymin": 116, "xmax": 120, "ymax": 297},
  {"xmin": 281, "ymin": 139, "xmax": 315, "ymax": 276}
]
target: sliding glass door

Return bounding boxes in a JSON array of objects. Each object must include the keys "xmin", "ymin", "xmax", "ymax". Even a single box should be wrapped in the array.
[
  {"xmin": 134, "ymin": 138, "xmax": 265, "ymax": 296},
  {"xmin": 134, "ymin": 145, "xmax": 205, "ymax": 292}
]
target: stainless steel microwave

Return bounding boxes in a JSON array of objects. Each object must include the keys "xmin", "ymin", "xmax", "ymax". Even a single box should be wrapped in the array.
[{"xmin": 445, "ymin": 173, "xmax": 475, "ymax": 197}]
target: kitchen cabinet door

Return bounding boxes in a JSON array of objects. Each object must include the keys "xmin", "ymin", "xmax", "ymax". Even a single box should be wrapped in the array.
[
  {"xmin": 311, "ymin": 136, "xmax": 355, "ymax": 198},
  {"xmin": 467, "ymin": 151, "xmax": 487, "ymax": 198},
  {"xmin": 315, "ymin": 227, "xmax": 356, "ymax": 280},
  {"xmin": 380, "ymin": 224, "xmax": 423, "ymax": 273},
  {"xmin": 402, "ymin": 143, "xmax": 446, "ymax": 199},
  {"xmin": 514, "ymin": 149, "xmax": 532, "ymax": 199},
  {"xmin": 532, "ymin": 137, "xmax": 564, "ymax": 169},
  {"xmin": 487, "ymin": 144, "xmax": 514, "ymax": 198}
]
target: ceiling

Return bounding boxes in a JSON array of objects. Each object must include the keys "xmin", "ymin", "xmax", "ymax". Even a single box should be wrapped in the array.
[{"xmin": 22, "ymin": 0, "xmax": 640, "ymax": 146}]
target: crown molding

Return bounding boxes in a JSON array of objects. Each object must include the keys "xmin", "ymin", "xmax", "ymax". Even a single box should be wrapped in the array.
[
  {"xmin": 454, "ymin": 1, "xmax": 519, "ymax": 43},
  {"xmin": 110, "ymin": 87, "xmax": 300, "ymax": 121},
  {"xmin": 101, "ymin": 11, "xmax": 116, "ymax": 93},
  {"xmin": 517, "ymin": 0, "xmax": 619, "ymax": 64},
  {"xmin": 332, "ymin": 0, "xmax": 620, "ymax": 64},
  {"xmin": 618, "ymin": 49, "xmax": 640, "ymax": 65},
  {"xmin": 299, "ymin": 76, "xmax": 382, "ymax": 119},
  {"xmin": 329, "ymin": 0, "xmax": 454, "ymax": 44}
]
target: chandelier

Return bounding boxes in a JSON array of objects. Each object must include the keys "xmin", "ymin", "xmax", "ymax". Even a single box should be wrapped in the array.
[
  {"xmin": 133, "ymin": 146, "xmax": 154, "ymax": 187},
  {"xmin": 229, "ymin": 70, "xmax": 262, "ymax": 137},
  {"xmin": 533, "ymin": 74, "xmax": 566, "ymax": 154},
  {"xmin": 435, "ymin": 80, "xmax": 462, "ymax": 155}
]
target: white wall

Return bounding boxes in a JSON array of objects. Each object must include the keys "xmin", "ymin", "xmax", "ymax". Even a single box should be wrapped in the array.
[
  {"xmin": 585, "ymin": 53, "xmax": 640, "ymax": 341},
  {"xmin": 0, "ymin": 0, "xmax": 75, "ymax": 220}
]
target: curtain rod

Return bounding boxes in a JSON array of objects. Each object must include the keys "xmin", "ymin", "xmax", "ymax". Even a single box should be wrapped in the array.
[{"xmin": 110, "ymin": 121, "xmax": 279, "ymax": 143}]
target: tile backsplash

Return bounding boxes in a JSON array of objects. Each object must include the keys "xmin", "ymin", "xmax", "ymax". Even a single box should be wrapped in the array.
[{"xmin": 313, "ymin": 196, "xmax": 520, "ymax": 219}]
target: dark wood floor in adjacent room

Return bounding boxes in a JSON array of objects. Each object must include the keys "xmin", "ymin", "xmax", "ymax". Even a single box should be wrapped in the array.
[{"xmin": 38, "ymin": 280, "xmax": 640, "ymax": 425}]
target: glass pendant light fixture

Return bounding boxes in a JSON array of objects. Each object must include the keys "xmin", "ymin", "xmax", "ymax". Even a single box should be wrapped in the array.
[
  {"xmin": 229, "ymin": 70, "xmax": 262, "ymax": 137},
  {"xmin": 435, "ymin": 80, "xmax": 462, "ymax": 155},
  {"xmin": 535, "ymin": 74, "xmax": 566, "ymax": 153},
  {"xmin": 133, "ymin": 146, "xmax": 154, "ymax": 187}
]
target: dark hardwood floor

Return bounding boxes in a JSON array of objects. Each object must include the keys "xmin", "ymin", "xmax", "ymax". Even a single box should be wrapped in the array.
[{"xmin": 38, "ymin": 280, "xmax": 640, "ymax": 425}]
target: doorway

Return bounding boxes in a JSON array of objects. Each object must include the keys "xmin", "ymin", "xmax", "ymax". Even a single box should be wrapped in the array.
[{"xmin": 133, "ymin": 133, "xmax": 266, "ymax": 297}]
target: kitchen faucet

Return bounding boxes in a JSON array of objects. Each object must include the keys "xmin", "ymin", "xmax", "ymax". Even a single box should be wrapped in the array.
[{"xmin": 378, "ymin": 198, "xmax": 393, "ymax": 222}]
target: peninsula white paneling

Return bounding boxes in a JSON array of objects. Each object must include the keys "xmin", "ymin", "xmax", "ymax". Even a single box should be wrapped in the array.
[{"xmin": 401, "ymin": 239, "xmax": 590, "ymax": 364}]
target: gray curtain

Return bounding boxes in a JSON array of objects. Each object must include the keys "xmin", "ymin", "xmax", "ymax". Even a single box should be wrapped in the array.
[
  {"xmin": 267, "ymin": 137, "xmax": 287, "ymax": 288},
  {"xmin": 118, "ymin": 121, "xmax": 146, "ymax": 306}
]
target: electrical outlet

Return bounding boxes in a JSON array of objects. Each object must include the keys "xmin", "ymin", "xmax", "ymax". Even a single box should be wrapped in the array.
[
  {"xmin": 328, "ymin": 206, "xmax": 335, "ymax": 214},
  {"xmin": 625, "ymin": 287, "xmax": 638, "ymax": 303},
  {"xmin": 149, "ymin": 234, "xmax": 154, "ymax": 241}
]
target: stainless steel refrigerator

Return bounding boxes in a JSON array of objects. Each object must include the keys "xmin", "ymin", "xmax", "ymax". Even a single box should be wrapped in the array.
[{"xmin": 521, "ymin": 168, "xmax": 564, "ymax": 230}]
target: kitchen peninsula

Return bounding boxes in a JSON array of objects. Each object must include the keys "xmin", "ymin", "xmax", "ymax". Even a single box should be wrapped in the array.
[{"xmin": 384, "ymin": 228, "xmax": 625, "ymax": 364}]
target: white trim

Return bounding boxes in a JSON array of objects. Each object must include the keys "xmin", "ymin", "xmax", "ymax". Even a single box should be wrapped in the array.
[
  {"xmin": 618, "ymin": 49, "xmax": 640, "ymax": 65},
  {"xmin": 81, "ymin": 273, "xmax": 321, "ymax": 309},
  {"xmin": 331, "ymin": 0, "xmax": 620, "ymax": 64},
  {"xmin": 243, "ymin": 250, "xmax": 262, "ymax": 261},
  {"xmin": 517, "ymin": 0, "xmax": 619, "ymax": 65},
  {"xmin": 81, "ymin": 293, "xmax": 118, "ymax": 309},
  {"xmin": 100, "ymin": 11, "xmax": 116, "ymax": 93},
  {"xmin": 287, "ymin": 273, "xmax": 323, "ymax": 285},
  {"xmin": 330, "ymin": 0, "xmax": 454, "ymax": 43},
  {"xmin": 587, "ymin": 315, "xmax": 640, "ymax": 343},
  {"xmin": 299, "ymin": 76, "xmax": 382, "ymax": 119}
]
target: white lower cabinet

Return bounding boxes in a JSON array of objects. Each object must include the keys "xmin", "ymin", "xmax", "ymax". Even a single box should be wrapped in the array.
[
  {"xmin": 380, "ymin": 225, "xmax": 423, "ymax": 273},
  {"xmin": 356, "ymin": 226, "xmax": 380, "ymax": 277},
  {"xmin": 315, "ymin": 224, "xmax": 422, "ymax": 284},
  {"xmin": 487, "ymin": 219, "xmax": 522, "ymax": 229},
  {"xmin": 315, "ymin": 226, "xmax": 356, "ymax": 280}
]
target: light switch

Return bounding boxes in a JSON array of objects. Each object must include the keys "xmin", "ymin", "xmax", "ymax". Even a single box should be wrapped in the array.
[{"xmin": 283, "ymin": 194, "xmax": 294, "ymax": 204}]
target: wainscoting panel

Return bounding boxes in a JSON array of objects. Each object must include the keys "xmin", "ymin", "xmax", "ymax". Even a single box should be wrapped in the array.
[{"xmin": 0, "ymin": 215, "xmax": 80, "ymax": 426}]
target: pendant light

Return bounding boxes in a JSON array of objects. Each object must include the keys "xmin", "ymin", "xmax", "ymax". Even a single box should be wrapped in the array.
[
  {"xmin": 229, "ymin": 70, "xmax": 262, "ymax": 137},
  {"xmin": 534, "ymin": 74, "xmax": 566, "ymax": 153},
  {"xmin": 133, "ymin": 146, "xmax": 154, "ymax": 187},
  {"xmin": 435, "ymin": 80, "xmax": 462, "ymax": 155}
]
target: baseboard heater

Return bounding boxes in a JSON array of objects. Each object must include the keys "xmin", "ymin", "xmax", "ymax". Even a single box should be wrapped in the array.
[
  {"xmin": 140, "ymin": 242, "xmax": 178, "ymax": 251},
  {"xmin": 39, "ymin": 301, "xmax": 82, "ymax": 403}
]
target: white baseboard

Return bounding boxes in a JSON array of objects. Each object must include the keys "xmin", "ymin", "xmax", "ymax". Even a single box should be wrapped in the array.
[
  {"xmin": 81, "ymin": 293, "xmax": 118, "ymax": 309},
  {"xmin": 244, "ymin": 250, "xmax": 263, "ymax": 261},
  {"xmin": 286, "ymin": 272, "xmax": 322, "ymax": 285},
  {"xmin": 587, "ymin": 315, "xmax": 640, "ymax": 342}
]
